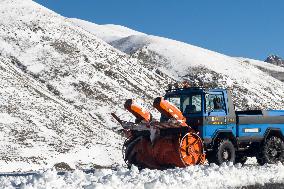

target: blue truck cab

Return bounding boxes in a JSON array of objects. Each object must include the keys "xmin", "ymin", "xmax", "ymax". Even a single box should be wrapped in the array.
[{"xmin": 164, "ymin": 86, "xmax": 284, "ymax": 165}]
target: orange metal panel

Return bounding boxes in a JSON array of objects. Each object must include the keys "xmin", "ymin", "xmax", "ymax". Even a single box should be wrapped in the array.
[
  {"xmin": 153, "ymin": 97, "xmax": 187, "ymax": 127},
  {"xmin": 124, "ymin": 99, "xmax": 151, "ymax": 122}
]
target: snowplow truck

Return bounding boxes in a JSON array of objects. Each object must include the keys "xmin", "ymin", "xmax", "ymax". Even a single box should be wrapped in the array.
[{"xmin": 112, "ymin": 86, "xmax": 284, "ymax": 169}]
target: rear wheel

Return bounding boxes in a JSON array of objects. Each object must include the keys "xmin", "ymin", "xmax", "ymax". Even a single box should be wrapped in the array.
[
  {"xmin": 207, "ymin": 139, "xmax": 235, "ymax": 165},
  {"xmin": 257, "ymin": 136, "xmax": 284, "ymax": 165}
]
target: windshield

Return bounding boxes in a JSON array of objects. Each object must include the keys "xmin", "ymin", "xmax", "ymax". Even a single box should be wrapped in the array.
[
  {"xmin": 166, "ymin": 94, "xmax": 202, "ymax": 115},
  {"xmin": 167, "ymin": 97, "xmax": 181, "ymax": 109}
]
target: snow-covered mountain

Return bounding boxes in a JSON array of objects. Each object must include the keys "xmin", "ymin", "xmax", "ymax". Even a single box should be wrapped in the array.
[
  {"xmin": 69, "ymin": 18, "xmax": 145, "ymax": 43},
  {"xmin": 0, "ymin": 0, "xmax": 169, "ymax": 171},
  {"xmin": 265, "ymin": 54, "xmax": 284, "ymax": 67},
  {"xmin": 71, "ymin": 18, "xmax": 284, "ymax": 110},
  {"xmin": 1, "ymin": 0, "xmax": 284, "ymax": 172},
  {"xmin": 0, "ymin": 55, "xmax": 123, "ymax": 171}
]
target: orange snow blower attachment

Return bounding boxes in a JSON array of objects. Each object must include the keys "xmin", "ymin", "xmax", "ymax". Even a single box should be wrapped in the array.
[
  {"xmin": 124, "ymin": 99, "xmax": 151, "ymax": 123},
  {"xmin": 153, "ymin": 97, "xmax": 187, "ymax": 127},
  {"xmin": 115, "ymin": 97, "xmax": 205, "ymax": 169}
]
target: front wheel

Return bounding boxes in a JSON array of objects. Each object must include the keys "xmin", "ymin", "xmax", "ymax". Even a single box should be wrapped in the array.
[
  {"xmin": 207, "ymin": 139, "xmax": 236, "ymax": 165},
  {"xmin": 257, "ymin": 136, "xmax": 284, "ymax": 165}
]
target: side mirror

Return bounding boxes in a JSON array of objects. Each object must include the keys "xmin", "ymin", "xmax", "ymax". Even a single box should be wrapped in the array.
[
  {"xmin": 207, "ymin": 106, "xmax": 214, "ymax": 116},
  {"xmin": 208, "ymin": 109, "xmax": 214, "ymax": 116}
]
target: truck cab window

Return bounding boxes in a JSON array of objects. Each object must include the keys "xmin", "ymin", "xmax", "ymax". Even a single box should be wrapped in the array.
[
  {"xmin": 183, "ymin": 95, "xmax": 202, "ymax": 114},
  {"xmin": 167, "ymin": 97, "xmax": 181, "ymax": 110},
  {"xmin": 166, "ymin": 95, "xmax": 202, "ymax": 115},
  {"xmin": 206, "ymin": 94, "xmax": 225, "ymax": 113}
]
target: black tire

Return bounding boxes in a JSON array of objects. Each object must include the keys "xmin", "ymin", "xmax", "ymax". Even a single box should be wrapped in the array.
[
  {"xmin": 207, "ymin": 139, "xmax": 236, "ymax": 165},
  {"xmin": 123, "ymin": 137, "xmax": 141, "ymax": 168},
  {"xmin": 257, "ymin": 136, "xmax": 284, "ymax": 165}
]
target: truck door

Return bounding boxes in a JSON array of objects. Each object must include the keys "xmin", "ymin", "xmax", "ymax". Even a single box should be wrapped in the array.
[{"xmin": 203, "ymin": 91, "xmax": 236, "ymax": 139}]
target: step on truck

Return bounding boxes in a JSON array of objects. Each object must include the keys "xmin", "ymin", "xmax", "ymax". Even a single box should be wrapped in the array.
[{"xmin": 112, "ymin": 83, "xmax": 284, "ymax": 169}]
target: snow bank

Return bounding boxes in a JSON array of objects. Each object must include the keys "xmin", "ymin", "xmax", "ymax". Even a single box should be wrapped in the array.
[{"xmin": 1, "ymin": 163, "xmax": 284, "ymax": 189}]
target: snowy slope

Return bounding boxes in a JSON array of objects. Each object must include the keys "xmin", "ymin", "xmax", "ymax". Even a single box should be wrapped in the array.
[
  {"xmin": 113, "ymin": 36, "xmax": 284, "ymax": 109},
  {"xmin": 71, "ymin": 19, "xmax": 284, "ymax": 110},
  {"xmin": 69, "ymin": 18, "xmax": 145, "ymax": 43},
  {"xmin": 0, "ymin": 0, "xmax": 173, "ymax": 171},
  {"xmin": 0, "ymin": 0, "xmax": 169, "ymax": 125},
  {"xmin": 245, "ymin": 57, "xmax": 284, "ymax": 82},
  {"xmin": 0, "ymin": 55, "xmax": 124, "ymax": 172}
]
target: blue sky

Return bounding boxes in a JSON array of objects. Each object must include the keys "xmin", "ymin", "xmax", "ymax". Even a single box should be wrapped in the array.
[{"xmin": 34, "ymin": 0, "xmax": 283, "ymax": 60}]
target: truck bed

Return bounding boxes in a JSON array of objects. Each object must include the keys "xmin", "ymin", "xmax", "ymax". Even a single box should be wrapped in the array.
[
  {"xmin": 236, "ymin": 110, "xmax": 284, "ymax": 124},
  {"xmin": 235, "ymin": 110, "xmax": 284, "ymax": 139}
]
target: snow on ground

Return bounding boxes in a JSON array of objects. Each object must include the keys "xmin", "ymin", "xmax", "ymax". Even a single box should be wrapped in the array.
[
  {"xmin": 0, "ymin": 163, "xmax": 284, "ymax": 189},
  {"xmin": 0, "ymin": 113, "xmax": 21, "ymax": 124},
  {"xmin": 0, "ymin": 55, "xmax": 124, "ymax": 172}
]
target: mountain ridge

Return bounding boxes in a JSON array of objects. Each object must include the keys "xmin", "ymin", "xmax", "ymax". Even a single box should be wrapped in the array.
[
  {"xmin": 70, "ymin": 18, "xmax": 284, "ymax": 110},
  {"xmin": 265, "ymin": 54, "xmax": 284, "ymax": 67}
]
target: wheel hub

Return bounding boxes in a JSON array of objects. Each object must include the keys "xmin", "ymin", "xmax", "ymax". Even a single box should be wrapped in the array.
[
  {"xmin": 271, "ymin": 149, "xmax": 278, "ymax": 157},
  {"xmin": 223, "ymin": 151, "xmax": 229, "ymax": 160}
]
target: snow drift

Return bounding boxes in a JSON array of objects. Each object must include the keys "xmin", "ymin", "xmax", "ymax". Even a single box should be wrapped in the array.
[{"xmin": 1, "ymin": 163, "xmax": 284, "ymax": 189}]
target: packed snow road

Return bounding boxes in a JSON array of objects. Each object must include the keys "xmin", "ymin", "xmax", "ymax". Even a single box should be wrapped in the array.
[{"xmin": 0, "ymin": 162, "xmax": 284, "ymax": 189}]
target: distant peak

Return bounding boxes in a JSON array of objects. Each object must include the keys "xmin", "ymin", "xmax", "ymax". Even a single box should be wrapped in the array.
[{"xmin": 264, "ymin": 54, "xmax": 284, "ymax": 67}]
